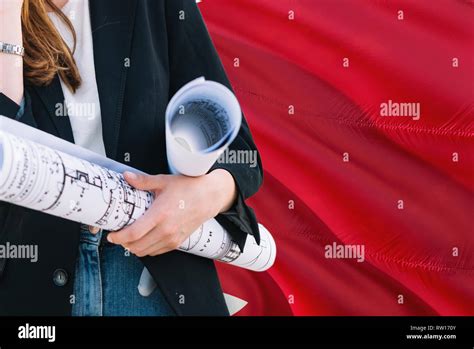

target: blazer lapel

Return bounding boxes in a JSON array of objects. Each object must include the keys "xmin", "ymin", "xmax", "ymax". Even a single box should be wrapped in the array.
[
  {"xmin": 31, "ymin": 76, "xmax": 75, "ymax": 143},
  {"xmin": 89, "ymin": 0, "xmax": 138, "ymax": 160}
]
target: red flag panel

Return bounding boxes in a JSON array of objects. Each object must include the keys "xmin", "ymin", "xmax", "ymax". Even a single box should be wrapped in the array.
[{"xmin": 199, "ymin": 0, "xmax": 474, "ymax": 315}]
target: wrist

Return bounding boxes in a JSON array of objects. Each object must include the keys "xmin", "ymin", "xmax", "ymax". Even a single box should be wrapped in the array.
[
  {"xmin": 0, "ymin": 2, "xmax": 24, "ymax": 106},
  {"xmin": 205, "ymin": 169, "xmax": 238, "ymax": 215}
]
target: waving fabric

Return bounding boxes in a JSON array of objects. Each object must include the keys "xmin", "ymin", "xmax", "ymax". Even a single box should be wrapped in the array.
[{"xmin": 199, "ymin": 0, "xmax": 474, "ymax": 315}]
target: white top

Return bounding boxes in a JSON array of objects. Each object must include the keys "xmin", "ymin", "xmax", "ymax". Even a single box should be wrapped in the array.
[
  {"xmin": 48, "ymin": 0, "xmax": 106, "ymax": 156},
  {"xmin": 48, "ymin": 0, "xmax": 156, "ymax": 294}
]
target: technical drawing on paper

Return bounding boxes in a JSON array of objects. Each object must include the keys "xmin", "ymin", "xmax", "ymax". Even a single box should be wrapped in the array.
[
  {"xmin": 0, "ymin": 129, "xmax": 275, "ymax": 271},
  {"xmin": 0, "ymin": 132, "xmax": 153, "ymax": 231}
]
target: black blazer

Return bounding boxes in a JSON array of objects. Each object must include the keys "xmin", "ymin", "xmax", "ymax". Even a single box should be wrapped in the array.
[{"xmin": 0, "ymin": 0, "xmax": 262, "ymax": 316}]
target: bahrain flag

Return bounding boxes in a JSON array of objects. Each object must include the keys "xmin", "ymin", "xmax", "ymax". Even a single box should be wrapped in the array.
[{"xmin": 198, "ymin": 0, "xmax": 474, "ymax": 315}]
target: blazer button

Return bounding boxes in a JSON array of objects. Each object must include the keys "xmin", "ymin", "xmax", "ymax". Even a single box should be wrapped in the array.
[{"xmin": 53, "ymin": 269, "xmax": 68, "ymax": 287}]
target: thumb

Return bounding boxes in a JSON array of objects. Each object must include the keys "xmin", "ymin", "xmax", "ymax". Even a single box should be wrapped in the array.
[{"xmin": 123, "ymin": 172, "xmax": 167, "ymax": 191}]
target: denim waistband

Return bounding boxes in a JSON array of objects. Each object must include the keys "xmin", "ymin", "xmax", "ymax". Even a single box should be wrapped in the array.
[{"xmin": 79, "ymin": 224, "xmax": 111, "ymax": 246}]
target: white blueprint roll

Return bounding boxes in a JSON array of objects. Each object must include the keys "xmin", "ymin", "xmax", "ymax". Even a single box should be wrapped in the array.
[
  {"xmin": 165, "ymin": 77, "xmax": 242, "ymax": 177},
  {"xmin": 165, "ymin": 78, "xmax": 276, "ymax": 271},
  {"xmin": 0, "ymin": 129, "xmax": 276, "ymax": 271},
  {"xmin": 0, "ymin": 78, "xmax": 276, "ymax": 272},
  {"xmin": 0, "ymin": 130, "xmax": 152, "ymax": 231}
]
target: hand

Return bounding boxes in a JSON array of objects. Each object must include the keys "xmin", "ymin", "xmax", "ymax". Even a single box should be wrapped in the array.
[{"xmin": 107, "ymin": 169, "xmax": 237, "ymax": 257}]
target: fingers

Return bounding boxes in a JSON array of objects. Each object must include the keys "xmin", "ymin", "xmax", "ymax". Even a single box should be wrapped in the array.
[
  {"xmin": 122, "ymin": 224, "xmax": 184, "ymax": 257},
  {"xmin": 107, "ymin": 203, "xmax": 164, "ymax": 245},
  {"xmin": 139, "ymin": 238, "xmax": 182, "ymax": 257},
  {"xmin": 110, "ymin": 172, "xmax": 169, "ymax": 245},
  {"xmin": 133, "ymin": 241, "xmax": 174, "ymax": 258},
  {"xmin": 123, "ymin": 172, "xmax": 167, "ymax": 191},
  {"xmin": 109, "ymin": 173, "xmax": 200, "ymax": 257}
]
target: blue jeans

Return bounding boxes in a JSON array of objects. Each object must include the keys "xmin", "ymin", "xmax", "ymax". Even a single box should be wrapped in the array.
[{"xmin": 71, "ymin": 226, "xmax": 175, "ymax": 316}]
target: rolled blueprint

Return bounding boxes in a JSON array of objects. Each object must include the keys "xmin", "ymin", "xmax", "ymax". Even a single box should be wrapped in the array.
[
  {"xmin": 165, "ymin": 77, "xmax": 276, "ymax": 271},
  {"xmin": 0, "ymin": 79, "xmax": 276, "ymax": 272},
  {"xmin": 0, "ymin": 129, "xmax": 153, "ymax": 231},
  {"xmin": 165, "ymin": 77, "xmax": 242, "ymax": 176}
]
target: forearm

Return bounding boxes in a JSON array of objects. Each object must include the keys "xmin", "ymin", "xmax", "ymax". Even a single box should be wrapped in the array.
[{"xmin": 0, "ymin": 1, "xmax": 23, "ymax": 104}]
